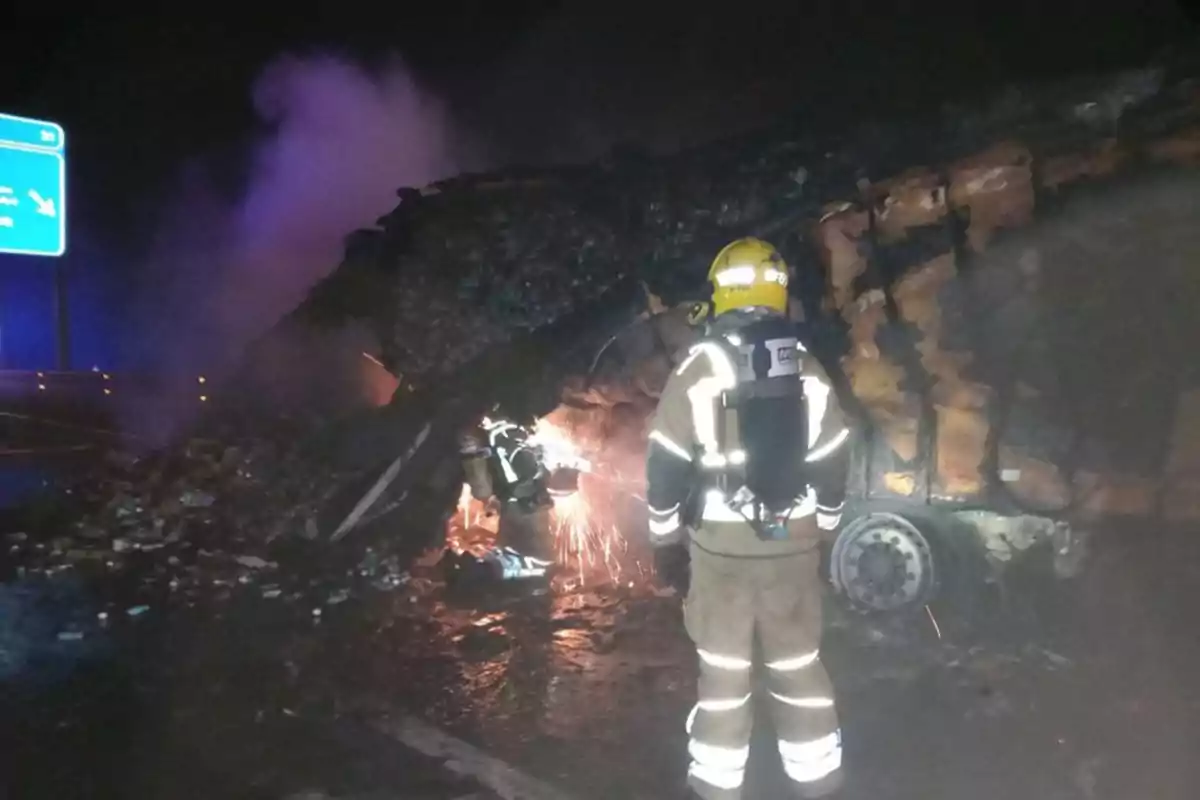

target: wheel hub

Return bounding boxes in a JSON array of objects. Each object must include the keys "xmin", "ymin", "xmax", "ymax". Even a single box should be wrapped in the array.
[{"xmin": 830, "ymin": 512, "xmax": 938, "ymax": 612}]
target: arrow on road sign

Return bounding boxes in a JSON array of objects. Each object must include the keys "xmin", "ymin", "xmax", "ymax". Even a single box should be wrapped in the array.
[{"xmin": 28, "ymin": 189, "xmax": 55, "ymax": 217}]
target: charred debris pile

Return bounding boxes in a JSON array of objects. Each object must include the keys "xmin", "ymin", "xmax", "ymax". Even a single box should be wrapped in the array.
[
  {"xmin": 302, "ymin": 61, "xmax": 1190, "ymax": 390},
  {"xmin": 7, "ymin": 56, "xmax": 1200, "ymax": 604}
]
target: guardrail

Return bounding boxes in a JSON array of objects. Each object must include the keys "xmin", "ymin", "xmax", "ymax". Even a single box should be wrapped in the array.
[{"xmin": 0, "ymin": 369, "xmax": 212, "ymax": 402}]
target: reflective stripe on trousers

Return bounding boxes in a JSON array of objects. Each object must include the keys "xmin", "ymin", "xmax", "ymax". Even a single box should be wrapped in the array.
[
  {"xmin": 648, "ymin": 502, "xmax": 682, "ymax": 538},
  {"xmin": 683, "ymin": 545, "xmax": 842, "ymax": 800}
]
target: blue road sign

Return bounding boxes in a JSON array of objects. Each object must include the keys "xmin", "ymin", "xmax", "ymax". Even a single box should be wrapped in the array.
[{"xmin": 0, "ymin": 112, "xmax": 66, "ymax": 257}]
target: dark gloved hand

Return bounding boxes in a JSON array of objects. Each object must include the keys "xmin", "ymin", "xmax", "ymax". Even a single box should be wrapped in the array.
[{"xmin": 653, "ymin": 543, "xmax": 690, "ymax": 595}]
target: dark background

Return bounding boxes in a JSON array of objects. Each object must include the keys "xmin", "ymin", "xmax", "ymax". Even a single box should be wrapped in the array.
[
  {"xmin": 3, "ymin": 2, "xmax": 1193, "ymax": 244},
  {"xmin": 0, "ymin": 1, "xmax": 1194, "ymax": 370}
]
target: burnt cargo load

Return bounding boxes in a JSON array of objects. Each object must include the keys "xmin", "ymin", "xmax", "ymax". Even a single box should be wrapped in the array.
[{"xmin": 289, "ymin": 58, "xmax": 1200, "ymax": 610}]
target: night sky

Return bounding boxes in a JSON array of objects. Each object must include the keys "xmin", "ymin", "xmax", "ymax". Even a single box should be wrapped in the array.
[
  {"xmin": 0, "ymin": 2, "xmax": 1194, "ymax": 370},
  {"xmin": 2, "ymin": 2, "xmax": 1193, "ymax": 248},
  {"xmin": 1, "ymin": 4, "xmax": 558, "ymax": 247}
]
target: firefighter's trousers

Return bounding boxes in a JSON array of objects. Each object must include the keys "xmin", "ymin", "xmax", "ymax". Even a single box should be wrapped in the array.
[
  {"xmin": 498, "ymin": 501, "xmax": 555, "ymax": 562},
  {"xmin": 684, "ymin": 544, "xmax": 842, "ymax": 800}
]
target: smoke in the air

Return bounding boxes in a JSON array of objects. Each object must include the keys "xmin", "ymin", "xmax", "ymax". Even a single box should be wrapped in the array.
[{"xmin": 119, "ymin": 53, "xmax": 461, "ymax": 441}]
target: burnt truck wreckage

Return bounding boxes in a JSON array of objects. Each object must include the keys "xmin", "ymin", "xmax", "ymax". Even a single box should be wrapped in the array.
[
  {"xmin": 284, "ymin": 56, "xmax": 1200, "ymax": 612},
  {"xmin": 44, "ymin": 55, "xmax": 1200, "ymax": 616}
]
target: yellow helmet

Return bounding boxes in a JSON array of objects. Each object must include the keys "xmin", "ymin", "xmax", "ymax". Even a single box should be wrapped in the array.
[{"xmin": 707, "ymin": 237, "xmax": 790, "ymax": 316}]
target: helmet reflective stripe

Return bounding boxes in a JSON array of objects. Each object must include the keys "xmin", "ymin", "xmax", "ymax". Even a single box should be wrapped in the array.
[
  {"xmin": 713, "ymin": 265, "xmax": 759, "ymax": 286},
  {"xmin": 707, "ymin": 238, "xmax": 790, "ymax": 316},
  {"xmin": 762, "ymin": 267, "xmax": 788, "ymax": 285}
]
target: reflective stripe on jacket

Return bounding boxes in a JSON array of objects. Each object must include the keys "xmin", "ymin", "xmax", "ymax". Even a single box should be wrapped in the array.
[{"xmin": 645, "ymin": 333, "xmax": 849, "ymax": 557}]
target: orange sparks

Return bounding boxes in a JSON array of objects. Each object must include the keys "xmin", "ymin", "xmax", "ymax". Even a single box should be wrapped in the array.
[
  {"xmin": 534, "ymin": 416, "xmax": 627, "ymax": 586},
  {"xmin": 442, "ymin": 415, "xmax": 635, "ymax": 589},
  {"xmin": 549, "ymin": 473, "xmax": 627, "ymax": 585}
]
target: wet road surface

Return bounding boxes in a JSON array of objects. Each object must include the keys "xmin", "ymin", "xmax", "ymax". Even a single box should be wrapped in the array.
[{"xmin": 3, "ymin": 524, "xmax": 1200, "ymax": 799}]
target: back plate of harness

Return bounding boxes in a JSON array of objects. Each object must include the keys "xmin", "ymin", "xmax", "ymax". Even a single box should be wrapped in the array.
[
  {"xmin": 712, "ymin": 318, "xmax": 808, "ymax": 538},
  {"xmin": 484, "ymin": 423, "xmax": 546, "ymax": 505}
]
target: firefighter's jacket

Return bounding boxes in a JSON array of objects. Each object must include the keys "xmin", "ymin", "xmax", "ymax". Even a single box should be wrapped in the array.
[
  {"xmin": 462, "ymin": 418, "xmax": 545, "ymax": 504},
  {"xmin": 645, "ymin": 333, "xmax": 850, "ymax": 558}
]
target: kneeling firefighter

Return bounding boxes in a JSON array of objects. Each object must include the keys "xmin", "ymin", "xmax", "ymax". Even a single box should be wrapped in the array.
[
  {"xmin": 646, "ymin": 238, "xmax": 852, "ymax": 799},
  {"xmin": 456, "ymin": 413, "xmax": 584, "ymax": 581}
]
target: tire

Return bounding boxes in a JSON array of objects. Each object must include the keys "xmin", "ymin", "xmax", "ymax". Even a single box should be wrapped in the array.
[{"xmin": 828, "ymin": 510, "xmax": 942, "ymax": 613}]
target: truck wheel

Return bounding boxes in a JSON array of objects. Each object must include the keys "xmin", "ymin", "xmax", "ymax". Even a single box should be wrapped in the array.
[{"xmin": 829, "ymin": 511, "xmax": 940, "ymax": 612}]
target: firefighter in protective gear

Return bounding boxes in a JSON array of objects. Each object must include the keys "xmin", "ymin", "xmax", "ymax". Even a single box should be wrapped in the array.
[
  {"xmin": 458, "ymin": 415, "xmax": 557, "ymax": 579},
  {"xmin": 645, "ymin": 238, "xmax": 851, "ymax": 799},
  {"xmin": 458, "ymin": 413, "xmax": 589, "ymax": 580}
]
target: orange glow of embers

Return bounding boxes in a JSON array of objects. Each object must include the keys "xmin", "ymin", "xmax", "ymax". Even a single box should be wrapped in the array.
[
  {"xmin": 360, "ymin": 352, "xmax": 401, "ymax": 408},
  {"xmin": 446, "ymin": 482, "xmax": 499, "ymax": 557}
]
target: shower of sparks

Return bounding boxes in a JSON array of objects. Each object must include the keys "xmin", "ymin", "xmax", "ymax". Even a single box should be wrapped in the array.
[
  {"xmin": 549, "ymin": 473, "xmax": 627, "ymax": 585},
  {"xmin": 443, "ymin": 414, "xmax": 639, "ymax": 589},
  {"xmin": 534, "ymin": 417, "xmax": 627, "ymax": 585}
]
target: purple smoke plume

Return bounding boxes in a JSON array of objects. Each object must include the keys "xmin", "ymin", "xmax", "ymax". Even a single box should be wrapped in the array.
[{"xmin": 121, "ymin": 53, "xmax": 461, "ymax": 440}]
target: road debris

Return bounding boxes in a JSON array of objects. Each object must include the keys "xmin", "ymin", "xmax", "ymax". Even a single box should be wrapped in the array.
[{"xmin": 234, "ymin": 554, "xmax": 275, "ymax": 569}]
